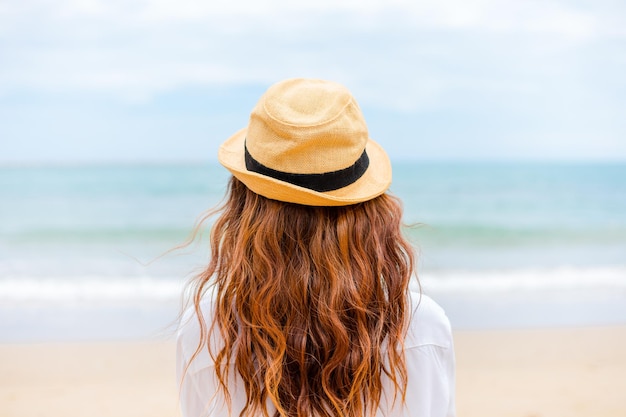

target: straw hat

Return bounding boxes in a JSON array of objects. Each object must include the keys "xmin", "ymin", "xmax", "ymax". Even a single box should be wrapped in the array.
[{"xmin": 218, "ymin": 78, "xmax": 392, "ymax": 206}]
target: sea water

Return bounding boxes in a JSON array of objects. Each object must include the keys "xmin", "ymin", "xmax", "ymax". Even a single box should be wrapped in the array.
[{"xmin": 1, "ymin": 162, "xmax": 625, "ymax": 340}]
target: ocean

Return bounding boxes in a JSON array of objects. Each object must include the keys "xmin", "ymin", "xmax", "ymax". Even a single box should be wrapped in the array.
[{"xmin": 1, "ymin": 162, "xmax": 625, "ymax": 341}]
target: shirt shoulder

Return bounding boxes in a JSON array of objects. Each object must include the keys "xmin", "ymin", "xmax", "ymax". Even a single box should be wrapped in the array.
[
  {"xmin": 176, "ymin": 296, "xmax": 220, "ymax": 374},
  {"xmin": 405, "ymin": 292, "xmax": 453, "ymax": 349}
]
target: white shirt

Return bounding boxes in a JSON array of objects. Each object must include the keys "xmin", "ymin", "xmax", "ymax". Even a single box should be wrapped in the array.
[{"xmin": 177, "ymin": 292, "xmax": 456, "ymax": 417}]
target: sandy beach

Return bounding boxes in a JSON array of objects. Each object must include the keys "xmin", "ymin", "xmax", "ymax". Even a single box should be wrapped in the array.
[{"xmin": 1, "ymin": 326, "xmax": 625, "ymax": 417}]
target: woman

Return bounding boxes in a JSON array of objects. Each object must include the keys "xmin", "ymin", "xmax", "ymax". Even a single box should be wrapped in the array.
[{"xmin": 177, "ymin": 78, "xmax": 455, "ymax": 417}]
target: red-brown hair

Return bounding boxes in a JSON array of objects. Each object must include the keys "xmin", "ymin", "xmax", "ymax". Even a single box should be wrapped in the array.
[{"xmin": 186, "ymin": 176, "xmax": 415, "ymax": 417}]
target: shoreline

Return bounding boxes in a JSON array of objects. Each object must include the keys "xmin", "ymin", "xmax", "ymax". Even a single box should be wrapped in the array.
[
  {"xmin": 1, "ymin": 325, "xmax": 625, "ymax": 417},
  {"xmin": 3, "ymin": 265, "xmax": 626, "ymax": 343}
]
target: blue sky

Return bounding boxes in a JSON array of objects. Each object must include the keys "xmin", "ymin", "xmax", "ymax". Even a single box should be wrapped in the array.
[{"xmin": 1, "ymin": 0, "xmax": 625, "ymax": 164}]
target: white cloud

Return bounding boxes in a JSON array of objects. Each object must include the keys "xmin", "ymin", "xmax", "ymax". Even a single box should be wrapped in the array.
[{"xmin": 0, "ymin": 0, "xmax": 624, "ymax": 113}]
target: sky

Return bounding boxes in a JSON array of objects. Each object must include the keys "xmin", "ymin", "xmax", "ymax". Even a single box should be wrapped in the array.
[{"xmin": 1, "ymin": 0, "xmax": 625, "ymax": 164}]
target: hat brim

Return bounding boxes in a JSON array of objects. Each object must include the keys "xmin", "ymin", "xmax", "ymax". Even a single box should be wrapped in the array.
[{"xmin": 218, "ymin": 128, "xmax": 392, "ymax": 206}]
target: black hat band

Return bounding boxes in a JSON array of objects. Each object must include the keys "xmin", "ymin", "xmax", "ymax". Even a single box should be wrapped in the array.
[{"xmin": 244, "ymin": 142, "xmax": 370, "ymax": 193}]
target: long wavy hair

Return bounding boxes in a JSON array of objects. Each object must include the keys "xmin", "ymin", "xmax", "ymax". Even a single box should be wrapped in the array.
[{"xmin": 185, "ymin": 176, "xmax": 415, "ymax": 417}]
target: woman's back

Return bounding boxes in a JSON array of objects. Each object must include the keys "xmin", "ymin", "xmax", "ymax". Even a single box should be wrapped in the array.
[{"xmin": 177, "ymin": 292, "xmax": 454, "ymax": 417}]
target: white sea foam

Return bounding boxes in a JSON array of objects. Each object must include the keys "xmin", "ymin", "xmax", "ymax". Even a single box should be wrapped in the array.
[
  {"xmin": 0, "ymin": 276, "xmax": 185, "ymax": 304},
  {"xmin": 419, "ymin": 266, "xmax": 626, "ymax": 294},
  {"xmin": 1, "ymin": 266, "xmax": 625, "ymax": 305}
]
